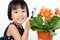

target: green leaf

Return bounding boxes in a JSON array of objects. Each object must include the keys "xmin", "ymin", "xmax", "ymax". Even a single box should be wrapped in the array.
[
  {"xmin": 29, "ymin": 19, "xmax": 39, "ymax": 27},
  {"xmin": 30, "ymin": 26, "xmax": 41, "ymax": 31},
  {"xmin": 44, "ymin": 19, "xmax": 51, "ymax": 29},
  {"xmin": 30, "ymin": 26, "xmax": 37, "ymax": 31},
  {"xmin": 49, "ymin": 16, "xmax": 60, "ymax": 30},
  {"xmin": 52, "ymin": 20, "xmax": 60, "ymax": 30},
  {"xmin": 36, "ymin": 28, "xmax": 45, "ymax": 32},
  {"xmin": 33, "ymin": 14, "xmax": 43, "ymax": 26},
  {"xmin": 29, "ymin": 14, "xmax": 43, "ymax": 31}
]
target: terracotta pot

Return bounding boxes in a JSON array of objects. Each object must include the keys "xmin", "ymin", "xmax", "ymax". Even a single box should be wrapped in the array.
[{"xmin": 37, "ymin": 32, "xmax": 53, "ymax": 40}]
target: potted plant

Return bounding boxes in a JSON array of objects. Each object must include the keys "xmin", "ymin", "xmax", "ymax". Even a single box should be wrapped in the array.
[{"xmin": 29, "ymin": 6, "xmax": 60, "ymax": 40}]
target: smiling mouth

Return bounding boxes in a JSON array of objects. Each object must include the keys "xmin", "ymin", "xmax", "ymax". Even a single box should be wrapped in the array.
[{"xmin": 18, "ymin": 18, "xmax": 24, "ymax": 21}]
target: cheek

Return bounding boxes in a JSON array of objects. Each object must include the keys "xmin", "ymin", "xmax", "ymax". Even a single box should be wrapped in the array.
[
  {"xmin": 23, "ymin": 13, "xmax": 27, "ymax": 19},
  {"xmin": 11, "ymin": 14, "xmax": 17, "ymax": 20}
]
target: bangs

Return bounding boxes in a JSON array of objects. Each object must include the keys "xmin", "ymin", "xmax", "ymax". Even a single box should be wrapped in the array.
[{"xmin": 11, "ymin": 1, "xmax": 27, "ymax": 10}]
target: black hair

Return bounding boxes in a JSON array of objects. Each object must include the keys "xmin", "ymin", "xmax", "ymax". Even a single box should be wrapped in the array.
[{"xmin": 8, "ymin": 0, "xmax": 29, "ymax": 20}]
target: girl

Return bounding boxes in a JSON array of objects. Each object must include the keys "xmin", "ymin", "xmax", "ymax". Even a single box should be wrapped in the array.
[{"xmin": 4, "ymin": 0, "xmax": 30, "ymax": 40}]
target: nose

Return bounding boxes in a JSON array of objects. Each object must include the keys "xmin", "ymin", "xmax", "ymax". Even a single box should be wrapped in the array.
[{"xmin": 18, "ymin": 12, "xmax": 23, "ymax": 17}]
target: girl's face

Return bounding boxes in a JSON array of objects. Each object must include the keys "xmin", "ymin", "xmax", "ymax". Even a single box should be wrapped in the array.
[{"xmin": 11, "ymin": 6, "xmax": 27, "ymax": 24}]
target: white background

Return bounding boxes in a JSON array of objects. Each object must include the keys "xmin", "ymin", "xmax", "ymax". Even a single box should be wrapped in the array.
[{"xmin": 0, "ymin": 0, "xmax": 60, "ymax": 40}]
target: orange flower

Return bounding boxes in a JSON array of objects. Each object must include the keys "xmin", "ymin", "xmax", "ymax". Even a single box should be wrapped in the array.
[
  {"xmin": 43, "ymin": 9, "xmax": 52, "ymax": 19},
  {"xmin": 40, "ymin": 6, "xmax": 44, "ymax": 14},
  {"xmin": 55, "ymin": 8, "xmax": 60, "ymax": 15},
  {"xmin": 40, "ymin": 7, "xmax": 52, "ymax": 19}
]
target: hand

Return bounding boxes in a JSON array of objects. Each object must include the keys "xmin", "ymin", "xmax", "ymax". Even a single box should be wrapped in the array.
[{"xmin": 25, "ymin": 20, "xmax": 31, "ymax": 29}]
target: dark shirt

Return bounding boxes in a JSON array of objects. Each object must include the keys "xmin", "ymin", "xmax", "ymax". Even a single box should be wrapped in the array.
[{"xmin": 4, "ymin": 22, "xmax": 24, "ymax": 40}]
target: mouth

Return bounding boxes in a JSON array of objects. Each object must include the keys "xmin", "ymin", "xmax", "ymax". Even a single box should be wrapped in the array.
[{"xmin": 18, "ymin": 18, "xmax": 24, "ymax": 21}]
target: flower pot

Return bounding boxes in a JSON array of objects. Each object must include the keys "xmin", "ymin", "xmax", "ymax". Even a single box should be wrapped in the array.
[{"xmin": 37, "ymin": 32, "xmax": 53, "ymax": 40}]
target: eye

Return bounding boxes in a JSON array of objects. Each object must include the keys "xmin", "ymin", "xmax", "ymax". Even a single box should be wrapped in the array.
[
  {"xmin": 22, "ymin": 11, "xmax": 25, "ymax": 12},
  {"xmin": 14, "ymin": 11, "xmax": 18, "ymax": 13}
]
